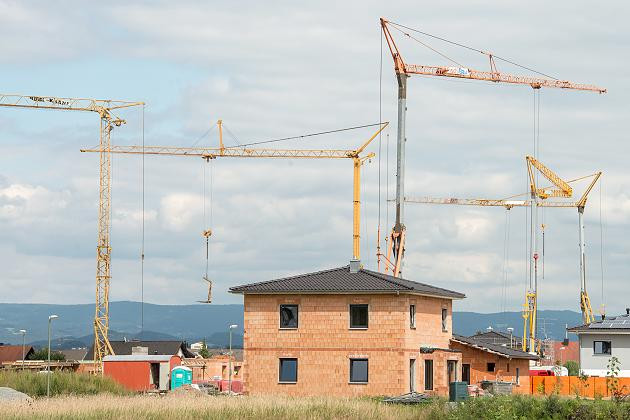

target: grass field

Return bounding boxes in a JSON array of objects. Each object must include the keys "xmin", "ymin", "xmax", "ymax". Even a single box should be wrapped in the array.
[
  {"xmin": 0, "ymin": 370, "xmax": 130, "ymax": 397},
  {"xmin": 2, "ymin": 393, "xmax": 630, "ymax": 420}
]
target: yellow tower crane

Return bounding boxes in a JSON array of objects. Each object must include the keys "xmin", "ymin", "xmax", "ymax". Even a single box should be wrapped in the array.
[
  {"xmin": 403, "ymin": 156, "xmax": 602, "ymax": 352},
  {"xmin": 81, "ymin": 121, "xmax": 388, "ymax": 266},
  {"xmin": 0, "ymin": 94, "xmax": 144, "ymax": 372}
]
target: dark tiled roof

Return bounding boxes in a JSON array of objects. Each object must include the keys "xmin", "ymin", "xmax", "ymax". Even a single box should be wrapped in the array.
[
  {"xmin": 451, "ymin": 335, "xmax": 538, "ymax": 360},
  {"xmin": 229, "ymin": 266, "xmax": 465, "ymax": 299},
  {"xmin": 0, "ymin": 345, "xmax": 34, "ymax": 363},
  {"xmin": 85, "ymin": 341, "xmax": 195, "ymax": 360},
  {"xmin": 59, "ymin": 349, "xmax": 89, "ymax": 361},
  {"xmin": 568, "ymin": 314, "xmax": 630, "ymax": 332},
  {"xmin": 469, "ymin": 330, "xmax": 523, "ymax": 346}
]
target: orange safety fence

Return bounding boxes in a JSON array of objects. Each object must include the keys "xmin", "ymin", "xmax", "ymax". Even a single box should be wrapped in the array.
[{"xmin": 530, "ymin": 376, "xmax": 630, "ymax": 398}]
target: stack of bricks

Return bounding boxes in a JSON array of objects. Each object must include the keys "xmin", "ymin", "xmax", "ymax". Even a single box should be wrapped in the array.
[{"xmin": 242, "ymin": 293, "xmax": 461, "ymax": 397}]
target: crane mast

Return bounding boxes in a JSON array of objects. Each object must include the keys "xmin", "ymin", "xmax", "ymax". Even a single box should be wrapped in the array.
[
  {"xmin": 0, "ymin": 94, "xmax": 144, "ymax": 373},
  {"xmin": 378, "ymin": 18, "xmax": 606, "ymax": 279}
]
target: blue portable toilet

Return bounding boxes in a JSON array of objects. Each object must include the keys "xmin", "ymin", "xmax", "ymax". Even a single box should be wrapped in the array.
[{"xmin": 170, "ymin": 365, "xmax": 192, "ymax": 390}]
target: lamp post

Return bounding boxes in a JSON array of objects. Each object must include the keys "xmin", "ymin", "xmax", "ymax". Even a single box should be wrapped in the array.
[
  {"xmin": 47, "ymin": 315, "xmax": 58, "ymax": 397},
  {"xmin": 228, "ymin": 324, "xmax": 238, "ymax": 394},
  {"xmin": 19, "ymin": 329, "xmax": 26, "ymax": 370}
]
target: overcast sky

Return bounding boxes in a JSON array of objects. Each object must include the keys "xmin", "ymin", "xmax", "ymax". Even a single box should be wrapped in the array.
[{"xmin": 1, "ymin": 1, "xmax": 628, "ymax": 319}]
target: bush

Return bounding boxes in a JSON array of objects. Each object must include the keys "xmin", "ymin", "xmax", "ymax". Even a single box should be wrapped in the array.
[
  {"xmin": 0, "ymin": 370, "xmax": 130, "ymax": 397},
  {"xmin": 564, "ymin": 360, "xmax": 580, "ymax": 376},
  {"xmin": 28, "ymin": 348, "xmax": 65, "ymax": 361},
  {"xmin": 431, "ymin": 395, "xmax": 630, "ymax": 420}
]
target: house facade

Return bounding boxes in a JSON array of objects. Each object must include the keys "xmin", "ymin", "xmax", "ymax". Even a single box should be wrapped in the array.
[
  {"xmin": 230, "ymin": 263, "xmax": 465, "ymax": 397},
  {"xmin": 450, "ymin": 335, "xmax": 537, "ymax": 394},
  {"xmin": 569, "ymin": 312, "xmax": 630, "ymax": 377}
]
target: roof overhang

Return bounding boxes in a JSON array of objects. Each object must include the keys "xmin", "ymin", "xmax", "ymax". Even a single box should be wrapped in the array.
[
  {"xmin": 450, "ymin": 338, "xmax": 538, "ymax": 360},
  {"xmin": 229, "ymin": 290, "xmax": 464, "ymax": 300},
  {"xmin": 568, "ymin": 329, "xmax": 630, "ymax": 335}
]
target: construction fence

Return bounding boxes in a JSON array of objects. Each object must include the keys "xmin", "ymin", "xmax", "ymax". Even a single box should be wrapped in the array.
[{"xmin": 530, "ymin": 376, "xmax": 630, "ymax": 398}]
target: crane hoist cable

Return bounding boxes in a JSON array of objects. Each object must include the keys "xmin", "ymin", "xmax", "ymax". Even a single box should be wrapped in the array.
[
  {"xmin": 199, "ymin": 159, "xmax": 213, "ymax": 304},
  {"xmin": 140, "ymin": 104, "xmax": 146, "ymax": 332}
]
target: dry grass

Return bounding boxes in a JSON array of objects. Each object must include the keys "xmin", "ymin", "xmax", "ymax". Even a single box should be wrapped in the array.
[{"xmin": 0, "ymin": 393, "xmax": 440, "ymax": 420}]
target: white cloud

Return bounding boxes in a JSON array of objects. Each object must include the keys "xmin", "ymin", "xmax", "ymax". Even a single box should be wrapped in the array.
[{"xmin": 159, "ymin": 193, "xmax": 203, "ymax": 232}]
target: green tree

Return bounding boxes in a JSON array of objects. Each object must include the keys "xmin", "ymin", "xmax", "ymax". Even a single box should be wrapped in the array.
[
  {"xmin": 28, "ymin": 348, "xmax": 66, "ymax": 361},
  {"xmin": 564, "ymin": 360, "xmax": 580, "ymax": 376},
  {"xmin": 199, "ymin": 339, "xmax": 210, "ymax": 359}
]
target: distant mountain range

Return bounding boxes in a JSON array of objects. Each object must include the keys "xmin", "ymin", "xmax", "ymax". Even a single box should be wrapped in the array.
[
  {"xmin": 0, "ymin": 301, "xmax": 243, "ymax": 349},
  {"xmin": 0, "ymin": 301, "xmax": 582, "ymax": 349}
]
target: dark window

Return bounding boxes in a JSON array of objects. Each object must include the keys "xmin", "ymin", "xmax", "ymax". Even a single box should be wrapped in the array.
[
  {"xmin": 487, "ymin": 362, "xmax": 495, "ymax": 372},
  {"xmin": 516, "ymin": 367, "xmax": 520, "ymax": 384},
  {"xmin": 279, "ymin": 358, "xmax": 297, "ymax": 383},
  {"xmin": 425, "ymin": 360, "xmax": 433, "ymax": 390},
  {"xmin": 442, "ymin": 308, "xmax": 448, "ymax": 331},
  {"xmin": 410, "ymin": 305, "xmax": 416, "ymax": 328},
  {"xmin": 350, "ymin": 359, "xmax": 368, "ymax": 383},
  {"xmin": 279, "ymin": 305, "xmax": 298, "ymax": 328},
  {"xmin": 350, "ymin": 304, "xmax": 368, "ymax": 328},
  {"xmin": 594, "ymin": 341, "xmax": 612, "ymax": 355},
  {"xmin": 462, "ymin": 364, "xmax": 470, "ymax": 384},
  {"xmin": 507, "ymin": 362, "xmax": 510, "ymax": 372}
]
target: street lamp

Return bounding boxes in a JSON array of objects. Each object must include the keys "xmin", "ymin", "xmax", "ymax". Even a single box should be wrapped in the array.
[
  {"xmin": 19, "ymin": 330, "xmax": 26, "ymax": 370},
  {"xmin": 47, "ymin": 315, "xmax": 58, "ymax": 397},
  {"xmin": 507, "ymin": 327, "xmax": 514, "ymax": 349},
  {"xmin": 228, "ymin": 324, "xmax": 238, "ymax": 394}
]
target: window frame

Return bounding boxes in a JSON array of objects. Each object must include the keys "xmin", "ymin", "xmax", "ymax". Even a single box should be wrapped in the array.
[
  {"xmin": 278, "ymin": 358, "xmax": 298, "ymax": 383},
  {"xmin": 516, "ymin": 367, "xmax": 520, "ymax": 385},
  {"xmin": 349, "ymin": 304, "xmax": 369, "ymax": 329},
  {"xmin": 279, "ymin": 304, "xmax": 299, "ymax": 329},
  {"xmin": 424, "ymin": 359, "xmax": 434, "ymax": 391},
  {"xmin": 593, "ymin": 340, "xmax": 612, "ymax": 355},
  {"xmin": 349, "ymin": 358, "xmax": 369, "ymax": 384},
  {"xmin": 441, "ymin": 307, "xmax": 448, "ymax": 332},
  {"xmin": 410, "ymin": 304, "xmax": 416, "ymax": 329},
  {"xmin": 487, "ymin": 362, "xmax": 495, "ymax": 373}
]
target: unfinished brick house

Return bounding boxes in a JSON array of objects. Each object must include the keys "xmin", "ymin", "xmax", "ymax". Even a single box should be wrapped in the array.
[
  {"xmin": 229, "ymin": 262, "xmax": 465, "ymax": 397},
  {"xmin": 450, "ymin": 335, "xmax": 538, "ymax": 394}
]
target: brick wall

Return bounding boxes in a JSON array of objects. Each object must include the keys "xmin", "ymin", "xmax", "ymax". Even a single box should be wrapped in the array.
[
  {"xmin": 243, "ymin": 293, "xmax": 459, "ymax": 397},
  {"xmin": 449, "ymin": 341, "xmax": 531, "ymax": 394}
]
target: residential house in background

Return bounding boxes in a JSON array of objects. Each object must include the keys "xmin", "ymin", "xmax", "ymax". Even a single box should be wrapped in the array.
[
  {"xmin": 230, "ymin": 262, "xmax": 466, "ymax": 397},
  {"xmin": 468, "ymin": 330, "xmax": 522, "ymax": 349},
  {"xmin": 449, "ymin": 334, "xmax": 538, "ymax": 394},
  {"xmin": 569, "ymin": 311, "xmax": 630, "ymax": 377},
  {"xmin": 183, "ymin": 349, "xmax": 244, "ymax": 393},
  {"xmin": 0, "ymin": 344, "xmax": 34, "ymax": 368}
]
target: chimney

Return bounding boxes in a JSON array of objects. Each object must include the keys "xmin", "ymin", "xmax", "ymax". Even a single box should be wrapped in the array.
[{"xmin": 349, "ymin": 259, "xmax": 361, "ymax": 273}]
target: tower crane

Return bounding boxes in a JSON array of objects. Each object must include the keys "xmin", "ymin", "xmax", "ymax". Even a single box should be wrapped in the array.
[
  {"xmin": 404, "ymin": 156, "xmax": 602, "ymax": 352},
  {"xmin": 0, "ymin": 94, "xmax": 144, "ymax": 372},
  {"xmin": 81, "ymin": 121, "xmax": 388, "ymax": 268},
  {"xmin": 378, "ymin": 18, "xmax": 606, "ymax": 278}
]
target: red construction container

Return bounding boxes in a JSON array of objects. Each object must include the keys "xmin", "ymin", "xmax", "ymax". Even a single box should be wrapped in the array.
[{"xmin": 103, "ymin": 354, "xmax": 181, "ymax": 391}]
